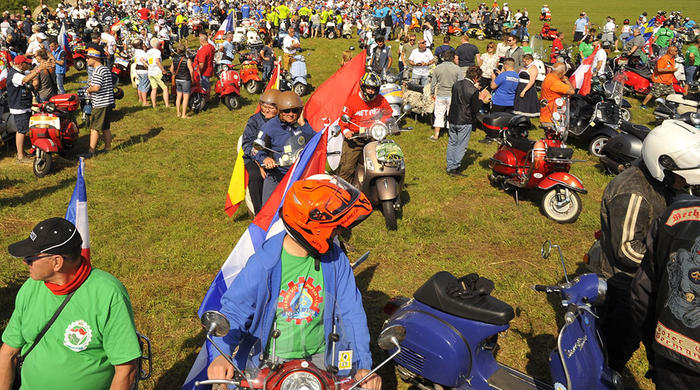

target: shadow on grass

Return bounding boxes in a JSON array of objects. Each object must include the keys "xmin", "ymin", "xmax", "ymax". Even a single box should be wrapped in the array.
[
  {"xmin": 111, "ymin": 104, "xmax": 150, "ymax": 123},
  {"xmin": 153, "ymin": 332, "xmax": 206, "ymax": 390},
  {"xmin": 460, "ymin": 149, "xmax": 482, "ymax": 170},
  {"xmin": 114, "ymin": 127, "xmax": 164, "ymax": 151},
  {"xmin": 0, "ymin": 177, "xmax": 74, "ymax": 207},
  {"xmin": 0, "ymin": 277, "xmax": 24, "ymax": 328},
  {"xmin": 356, "ymin": 264, "xmax": 398, "ymax": 390},
  {"xmin": 0, "ymin": 177, "xmax": 25, "ymax": 190}
]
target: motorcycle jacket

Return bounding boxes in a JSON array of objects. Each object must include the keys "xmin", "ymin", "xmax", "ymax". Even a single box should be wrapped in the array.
[
  {"xmin": 254, "ymin": 116, "xmax": 316, "ymax": 174},
  {"xmin": 600, "ymin": 162, "xmax": 671, "ymax": 276},
  {"xmin": 339, "ymin": 90, "xmax": 392, "ymax": 136},
  {"xmin": 242, "ymin": 112, "xmax": 269, "ymax": 160},
  {"xmin": 631, "ymin": 195, "xmax": 700, "ymax": 376},
  {"xmin": 6, "ymin": 67, "xmax": 33, "ymax": 112},
  {"xmin": 211, "ymin": 232, "xmax": 373, "ymax": 375}
]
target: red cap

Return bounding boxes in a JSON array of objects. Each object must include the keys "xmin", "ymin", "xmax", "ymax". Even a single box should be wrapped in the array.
[{"xmin": 13, "ymin": 55, "xmax": 31, "ymax": 65}]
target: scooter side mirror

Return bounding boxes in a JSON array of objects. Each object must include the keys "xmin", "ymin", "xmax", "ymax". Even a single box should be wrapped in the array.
[
  {"xmin": 539, "ymin": 99, "xmax": 548, "ymax": 107},
  {"xmin": 341, "ymin": 114, "xmax": 351, "ymax": 123},
  {"xmin": 253, "ymin": 139, "xmax": 265, "ymax": 151},
  {"xmin": 377, "ymin": 325, "xmax": 406, "ymax": 350},
  {"xmin": 655, "ymin": 97, "xmax": 665, "ymax": 105},
  {"xmin": 402, "ymin": 104, "xmax": 412, "ymax": 112},
  {"xmin": 330, "ymin": 124, "xmax": 342, "ymax": 137},
  {"xmin": 541, "ymin": 240, "xmax": 552, "ymax": 259},
  {"xmin": 201, "ymin": 310, "xmax": 230, "ymax": 337}
]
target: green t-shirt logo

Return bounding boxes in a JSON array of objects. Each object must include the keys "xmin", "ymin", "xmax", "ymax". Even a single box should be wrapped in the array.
[
  {"xmin": 278, "ymin": 276, "xmax": 324, "ymax": 324},
  {"xmin": 63, "ymin": 320, "xmax": 93, "ymax": 352}
]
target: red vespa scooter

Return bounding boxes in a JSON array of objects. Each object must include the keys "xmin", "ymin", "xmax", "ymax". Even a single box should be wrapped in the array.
[
  {"xmin": 486, "ymin": 98, "xmax": 587, "ymax": 223},
  {"xmin": 239, "ymin": 52, "xmax": 263, "ymax": 94},
  {"xmin": 28, "ymin": 93, "xmax": 80, "ymax": 177},
  {"xmin": 215, "ymin": 64, "xmax": 242, "ymax": 110}
]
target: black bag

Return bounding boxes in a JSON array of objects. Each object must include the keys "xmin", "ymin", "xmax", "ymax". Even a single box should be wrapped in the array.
[{"xmin": 12, "ymin": 291, "xmax": 75, "ymax": 390}]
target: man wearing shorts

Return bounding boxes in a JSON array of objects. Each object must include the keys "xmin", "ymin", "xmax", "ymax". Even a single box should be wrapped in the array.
[
  {"xmin": 6, "ymin": 55, "xmax": 48, "ymax": 163},
  {"xmin": 641, "ymin": 45, "xmax": 678, "ymax": 110},
  {"xmin": 85, "ymin": 48, "xmax": 114, "ymax": 157}
]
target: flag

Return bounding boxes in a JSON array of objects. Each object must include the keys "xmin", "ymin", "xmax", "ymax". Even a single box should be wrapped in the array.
[
  {"xmin": 569, "ymin": 45, "xmax": 600, "ymax": 96},
  {"xmin": 58, "ymin": 23, "xmax": 73, "ymax": 68},
  {"xmin": 304, "ymin": 50, "xmax": 367, "ymax": 131},
  {"xmin": 183, "ymin": 54, "xmax": 368, "ymax": 388},
  {"xmin": 64, "ymin": 158, "xmax": 90, "ymax": 261},
  {"xmin": 213, "ymin": 11, "xmax": 235, "ymax": 43},
  {"xmin": 223, "ymin": 138, "xmax": 248, "ymax": 217},
  {"xmin": 642, "ymin": 17, "xmax": 656, "ymax": 39}
]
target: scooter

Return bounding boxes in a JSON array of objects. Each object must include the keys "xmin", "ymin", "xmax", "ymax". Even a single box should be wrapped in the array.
[
  {"xmin": 28, "ymin": 93, "xmax": 80, "ymax": 177},
  {"xmin": 567, "ymin": 73, "xmax": 627, "ymax": 157},
  {"xmin": 539, "ymin": 22, "xmax": 558, "ymax": 40},
  {"xmin": 189, "ymin": 69, "xmax": 209, "ymax": 113},
  {"xmin": 278, "ymin": 55, "xmax": 309, "ymax": 97},
  {"xmin": 215, "ymin": 64, "xmax": 242, "ymax": 110},
  {"xmin": 652, "ymin": 94, "xmax": 699, "ymax": 124},
  {"xmin": 111, "ymin": 50, "xmax": 131, "ymax": 85},
  {"xmin": 238, "ymin": 52, "xmax": 263, "ymax": 94},
  {"xmin": 342, "ymin": 23, "xmax": 353, "ymax": 39},
  {"xmin": 325, "ymin": 21, "xmax": 338, "ymax": 39},
  {"xmin": 539, "ymin": 10, "xmax": 552, "ymax": 21},
  {"xmin": 483, "ymin": 19, "xmax": 502, "ymax": 40},
  {"xmin": 486, "ymin": 98, "xmax": 587, "ymax": 223},
  {"xmin": 71, "ymin": 42, "xmax": 88, "ymax": 71},
  {"xmin": 335, "ymin": 109, "xmax": 408, "ymax": 230},
  {"xmin": 379, "ymin": 71, "xmax": 404, "ymax": 118},
  {"xmin": 299, "ymin": 20, "xmax": 311, "ymax": 38},
  {"xmin": 466, "ymin": 25, "xmax": 486, "ymax": 40},
  {"xmin": 382, "ymin": 240, "xmax": 623, "ymax": 390},
  {"xmin": 0, "ymin": 90, "xmax": 18, "ymax": 148},
  {"xmin": 598, "ymin": 120, "xmax": 651, "ymax": 174},
  {"xmin": 620, "ymin": 57, "xmax": 685, "ymax": 96}
]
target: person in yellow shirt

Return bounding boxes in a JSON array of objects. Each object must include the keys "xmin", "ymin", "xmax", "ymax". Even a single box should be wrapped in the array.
[
  {"xmin": 320, "ymin": 6, "xmax": 329, "ymax": 36},
  {"xmin": 277, "ymin": 4, "xmax": 291, "ymax": 29},
  {"xmin": 266, "ymin": 7, "xmax": 279, "ymax": 36},
  {"xmin": 175, "ymin": 12, "xmax": 188, "ymax": 40}
]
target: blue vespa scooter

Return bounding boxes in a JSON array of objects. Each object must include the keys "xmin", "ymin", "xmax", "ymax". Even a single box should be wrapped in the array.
[{"xmin": 382, "ymin": 241, "xmax": 624, "ymax": 390}]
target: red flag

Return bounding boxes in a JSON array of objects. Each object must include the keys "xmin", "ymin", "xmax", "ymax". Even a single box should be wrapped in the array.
[
  {"xmin": 304, "ymin": 50, "xmax": 368, "ymax": 131},
  {"xmin": 569, "ymin": 45, "xmax": 600, "ymax": 96}
]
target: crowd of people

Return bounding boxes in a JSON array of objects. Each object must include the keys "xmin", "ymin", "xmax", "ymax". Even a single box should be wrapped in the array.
[{"xmin": 1, "ymin": 1, "xmax": 700, "ymax": 390}]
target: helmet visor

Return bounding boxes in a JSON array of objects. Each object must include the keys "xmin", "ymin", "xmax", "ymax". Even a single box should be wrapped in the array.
[{"xmin": 306, "ymin": 175, "xmax": 370, "ymax": 228}]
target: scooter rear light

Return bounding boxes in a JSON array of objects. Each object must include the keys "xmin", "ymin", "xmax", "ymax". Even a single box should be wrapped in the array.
[
  {"xmin": 594, "ymin": 230, "xmax": 602, "ymax": 240},
  {"xmin": 583, "ymin": 253, "xmax": 590, "ymax": 265}
]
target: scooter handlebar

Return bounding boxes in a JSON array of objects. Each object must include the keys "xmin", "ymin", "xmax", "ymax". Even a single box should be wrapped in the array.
[{"xmin": 533, "ymin": 284, "xmax": 549, "ymax": 292}]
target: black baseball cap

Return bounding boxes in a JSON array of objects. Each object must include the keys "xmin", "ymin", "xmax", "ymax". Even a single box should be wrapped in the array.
[{"xmin": 8, "ymin": 218, "xmax": 82, "ymax": 258}]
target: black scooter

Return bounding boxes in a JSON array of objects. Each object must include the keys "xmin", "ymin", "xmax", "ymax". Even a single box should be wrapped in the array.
[
  {"xmin": 0, "ymin": 90, "xmax": 18, "ymax": 149},
  {"xmin": 598, "ymin": 121, "xmax": 650, "ymax": 174}
]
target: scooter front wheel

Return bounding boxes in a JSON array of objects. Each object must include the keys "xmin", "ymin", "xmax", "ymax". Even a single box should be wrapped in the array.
[
  {"xmin": 225, "ymin": 95, "xmax": 241, "ymax": 110},
  {"xmin": 588, "ymin": 135, "xmax": 609, "ymax": 158},
  {"xmin": 382, "ymin": 200, "xmax": 398, "ymax": 230},
  {"xmin": 540, "ymin": 187, "xmax": 581, "ymax": 224},
  {"xmin": 33, "ymin": 151, "xmax": 53, "ymax": 178},
  {"xmin": 245, "ymin": 80, "xmax": 261, "ymax": 94}
]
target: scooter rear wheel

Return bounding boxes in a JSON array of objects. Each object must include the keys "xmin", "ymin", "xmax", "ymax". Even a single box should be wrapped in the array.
[
  {"xmin": 33, "ymin": 151, "xmax": 53, "ymax": 178},
  {"xmin": 293, "ymin": 83, "xmax": 307, "ymax": 97},
  {"xmin": 225, "ymin": 95, "xmax": 241, "ymax": 110},
  {"xmin": 588, "ymin": 135, "xmax": 609, "ymax": 158},
  {"xmin": 245, "ymin": 80, "xmax": 261, "ymax": 94},
  {"xmin": 382, "ymin": 200, "xmax": 398, "ymax": 230},
  {"xmin": 74, "ymin": 58, "xmax": 87, "ymax": 71},
  {"xmin": 540, "ymin": 187, "xmax": 581, "ymax": 224}
]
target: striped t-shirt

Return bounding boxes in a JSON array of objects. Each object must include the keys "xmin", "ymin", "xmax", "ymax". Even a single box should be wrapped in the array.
[{"xmin": 89, "ymin": 65, "xmax": 114, "ymax": 108}]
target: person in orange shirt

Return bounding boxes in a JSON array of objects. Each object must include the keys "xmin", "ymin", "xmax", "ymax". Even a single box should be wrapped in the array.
[
  {"xmin": 539, "ymin": 62, "xmax": 574, "ymax": 128},
  {"xmin": 641, "ymin": 45, "xmax": 678, "ymax": 109}
]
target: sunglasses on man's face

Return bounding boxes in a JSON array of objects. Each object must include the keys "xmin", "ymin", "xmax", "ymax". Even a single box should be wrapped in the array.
[
  {"xmin": 280, "ymin": 108, "xmax": 302, "ymax": 114},
  {"xmin": 23, "ymin": 253, "xmax": 55, "ymax": 265}
]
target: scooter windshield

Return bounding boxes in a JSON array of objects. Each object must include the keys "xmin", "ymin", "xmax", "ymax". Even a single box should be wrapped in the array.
[{"xmin": 606, "ymin": 72, "xmax": 627, "ymax": 105}]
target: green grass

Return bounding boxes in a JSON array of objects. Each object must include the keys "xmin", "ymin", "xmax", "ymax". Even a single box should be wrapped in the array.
[{"xmin": 1, "ymin": 1, "xmax": 692, "ymax": 388}]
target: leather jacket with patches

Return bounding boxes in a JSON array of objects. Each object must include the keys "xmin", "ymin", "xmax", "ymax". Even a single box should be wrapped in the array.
[{"xmin": 631, "ymin": 195, "xmax": 700, "ymax": 375}]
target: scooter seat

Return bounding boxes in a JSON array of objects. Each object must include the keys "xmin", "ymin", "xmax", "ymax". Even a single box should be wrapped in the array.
[
  {"xmin": 625, "ymin": 66, "xmax": 652, "ymax": 80},
  {"xmin": 505, "ymin": 135, "xmax": 535, "ymax": 152},
  {"xmin": 481, "ymin": 112, "xmax": 515, "ymax": 130},
  {"xmin": 620, "ymin": 121, "xmax": 650, "ymax": 140},
  {"xmin": 413, "ymin": 271, "xmax": 515, "ymax": 326},
  {"xmin": 546, "ymin": 147, "xmax": 574, "ymax": 159}
]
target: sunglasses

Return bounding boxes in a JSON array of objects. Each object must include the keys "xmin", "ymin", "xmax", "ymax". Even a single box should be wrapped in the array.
[
  {"xmin": 280, "ymin": 108, "xmax": 302, "ymax": 114},
  {"xmin": 23, "ymin": 253, "xmax": 55, "ymax": 265}
]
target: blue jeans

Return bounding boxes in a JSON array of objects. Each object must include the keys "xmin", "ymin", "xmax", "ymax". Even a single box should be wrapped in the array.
[
  {"xmin": 262, "ymin": 63, "xmax": 274, "ymax": 81},
  {"xmin": 56, "ymin": 73, "xmax": 65, "ymax": 94},
  {"xmin": 686, "ymin": 65, "xmax": 698, "ymax": 84},
  {"xmin": 446, "ymin": 123, "xmax": 473, "ymax": 172}
]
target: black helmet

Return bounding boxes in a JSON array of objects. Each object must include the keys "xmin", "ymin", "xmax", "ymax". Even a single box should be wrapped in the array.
[{"xmin": 359, "ymin": 71, "xmax": 381, "ymax": 101}]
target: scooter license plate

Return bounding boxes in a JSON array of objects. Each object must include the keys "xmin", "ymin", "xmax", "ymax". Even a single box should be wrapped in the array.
[{"xmin": 30, "ymin": 115, "xmax": 60, "ymax": 130}]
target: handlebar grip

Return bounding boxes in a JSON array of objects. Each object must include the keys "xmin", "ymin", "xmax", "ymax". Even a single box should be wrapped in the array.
[{"xmin": 533, "ymin": 285, "xmax": 549, "ymax": 292}]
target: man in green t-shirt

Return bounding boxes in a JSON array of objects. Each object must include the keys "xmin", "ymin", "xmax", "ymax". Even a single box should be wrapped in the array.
[
  {"xmin": 0, "ymin": 218, "xmax": 142, "ymax": 390},
  {"xmin": 685, "ymin": 37, "xmax": 700, "ymax": 85},
  {"xmin": 653, "ymin": 21, "xmax": 675, "ymax": 56}
]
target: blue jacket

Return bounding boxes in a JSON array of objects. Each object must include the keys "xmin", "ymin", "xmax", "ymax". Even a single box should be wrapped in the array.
[
  {"xmin": 254, "ymin": 117, "xmax": 315, "ymax": 174},
  {"xmin": 242, "ymin": 112, "xmax": 268, "ymax": 160},
  {"xmin": 211, "ymin": 232, "xmax": 373, "ymax": 375}
]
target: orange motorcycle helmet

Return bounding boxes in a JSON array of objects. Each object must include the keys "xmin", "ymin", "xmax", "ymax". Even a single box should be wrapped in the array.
[{"xmin": 280, "ymin": 174, "xmax": 372, "ymax": 256}]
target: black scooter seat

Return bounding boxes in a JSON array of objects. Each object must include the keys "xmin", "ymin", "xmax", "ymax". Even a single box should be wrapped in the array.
[
  {"xmin": 620, "ymin": 121, "xmax": 650, "ymax": 140},
  {"xmin": 413, "ymin": 271, "xmax": 515, "ymax": 326},
  {"xmin": 506, "ymin": 135, "xmax": 535, "ymax": 152},
  {"xmin": 481, "ymin": 112, "xmax": 515, "ymax": 130},
  {"xmin": 625, "ymin": 65, "xmax": 652, "ymax": 80},
  {"xmin": 546, "ymin": 147, "xmax": 574, "ymax": 159}
]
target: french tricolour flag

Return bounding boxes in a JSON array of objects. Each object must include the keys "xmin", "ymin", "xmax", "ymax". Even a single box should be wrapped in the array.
[
  {"xmin": 213, "ymin": 11, "xmax": 235, "ymax": 42},
  {"xmin": 58, "ymin": 23, "xmax": 73, "ymax": 68},
  {"xmin": 64, "ymin": 158, "xmax": 90, "ymax": 261}
]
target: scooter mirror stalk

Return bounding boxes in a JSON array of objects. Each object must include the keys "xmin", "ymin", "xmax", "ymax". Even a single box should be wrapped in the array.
[
  {"xmin": 200, "ymin": 310, "xmax": 249, "ymax": 383},
  {"xmin": 341, "ymin": 114, "xmax": 351, "ymax": 123},
  {"xmin": 347, "ymin": 325, "xmax": 405, "ymax": 390}
]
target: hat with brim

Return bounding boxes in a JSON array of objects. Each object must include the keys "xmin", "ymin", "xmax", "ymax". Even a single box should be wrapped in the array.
[
  {"xmin": 86, "ymin": 48, "xmax": 104, "ymax": 59},
  {"xmin": 13, "ymin": 55, "xmax": 31, "ymax": 65},
  {"xmin": 8, "ymin": 217, "xmax": 82, "ymax": 258}
]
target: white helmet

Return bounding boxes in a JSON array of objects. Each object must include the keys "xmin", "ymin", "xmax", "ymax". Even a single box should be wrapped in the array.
[{"xmin": 642, "ymin": 119, "xmax": 700, "ymax": 186}]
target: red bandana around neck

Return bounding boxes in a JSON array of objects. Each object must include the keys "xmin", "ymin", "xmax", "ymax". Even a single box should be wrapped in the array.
[{"xmin": 45, "ymin": 257, "xmax": 92, "ymax": 295}]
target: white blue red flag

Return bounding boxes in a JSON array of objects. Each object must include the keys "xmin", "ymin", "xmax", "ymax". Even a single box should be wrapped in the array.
[
  {"xmin": 213, "ymin": 12, "xmax": 235, "ymax": 42},
  {"xmin": 58, "ymin": 23, "xmax": 73, "ymax": 67},
  {"xmin": 64, "ymin": 158, "xmax": 90, "ymax": 261}
]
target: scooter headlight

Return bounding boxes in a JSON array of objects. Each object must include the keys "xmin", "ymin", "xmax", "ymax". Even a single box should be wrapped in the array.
[
  {"xmin": 369, "ymin": 122, "xmax": 388, "ymax": 141},
  {"xmin": 280, "ymin": 371, "xmax": 322, "ymax": 390}
]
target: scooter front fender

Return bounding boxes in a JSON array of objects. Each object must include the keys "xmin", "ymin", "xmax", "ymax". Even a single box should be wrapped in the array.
[
  {"xmin": 537, "ymin": 172, "xmax": 587, "ymax": 194},
  {"xmin": 31, "ymin": 138, "xmax": 58, "ymax": 153},
  {"xmin": 374, "ymin": 176, "xmax": 401, "ymax": 201},
  {"xmin": 590, "ymin": 124, "xmax": 619, "ymax": 140}
]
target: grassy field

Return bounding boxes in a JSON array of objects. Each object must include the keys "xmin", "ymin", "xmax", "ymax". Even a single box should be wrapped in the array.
[{"xmin": 2, "ymin": 1, "xmax": 696, "ymax": 389}]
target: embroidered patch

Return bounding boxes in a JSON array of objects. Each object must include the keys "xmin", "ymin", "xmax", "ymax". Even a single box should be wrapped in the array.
[
  {"xmin": 338, "ymin": 350, "xmax": 353, "ymax": 370},
  {"xmin": 64, "ymin": 320, "xmax": 93, "ymax": 352},
  {"xmin": 665, "ymin": 206, "xmax": 700, "ymax": 226}
]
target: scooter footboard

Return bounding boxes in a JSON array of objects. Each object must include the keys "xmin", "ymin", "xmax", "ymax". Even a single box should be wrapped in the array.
[
  {"xmin": 537, "ymin": 172, "xmax": 587, "ymax": 194},
  {"xmin": 385, "ymin": 300, "xmax": 509, "ymax": 388}
]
